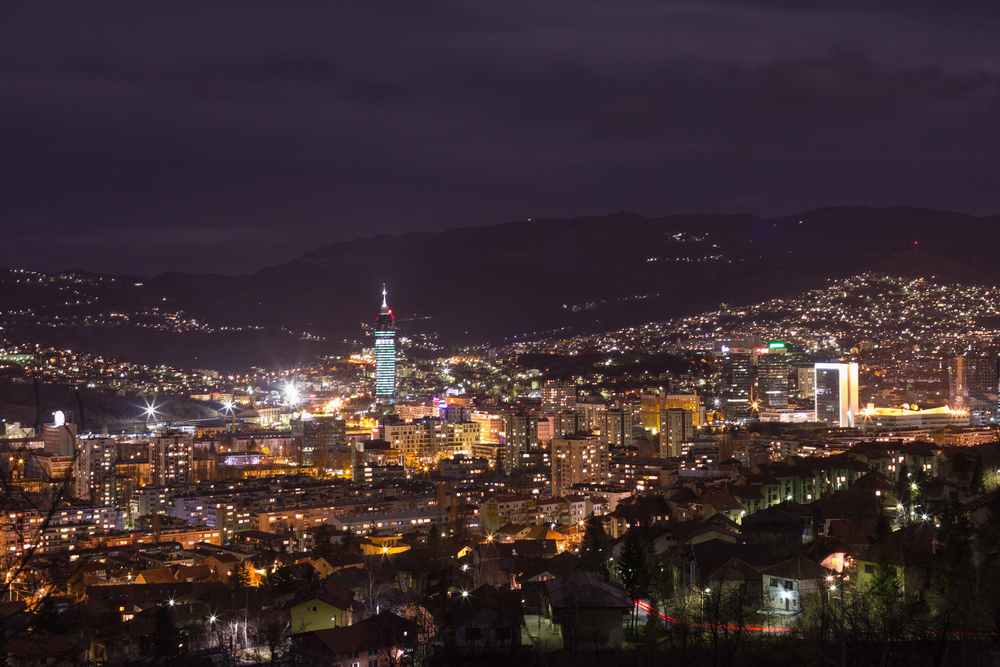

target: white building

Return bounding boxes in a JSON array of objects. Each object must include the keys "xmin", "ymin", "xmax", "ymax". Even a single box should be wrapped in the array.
[{"xmin": 814, "ymin": 363, "xmax": 859, "ymax": 427}]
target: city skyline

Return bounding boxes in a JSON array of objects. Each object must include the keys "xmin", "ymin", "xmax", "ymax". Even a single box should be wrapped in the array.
[{"xmin": 5, "ymin": 4, "xmax": 1000, "ymax": 664}]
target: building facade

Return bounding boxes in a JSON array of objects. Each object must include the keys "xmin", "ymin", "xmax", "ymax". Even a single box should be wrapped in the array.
[
  {"xmin": 948, "ymin": 356, "xmax": 999, "ymax": 426},
  {"xmin": 150, "ymin": 435, "xmax": 194, "ymax": 486},
  {"xmin": 814, "ymin": 362, "xmax": 859, "ymax": 428},
  {"xmin": 74, "ymin": 437, "xmax": 117, "ymax": 505},
  {"xmin": 374, "ymin": 285, "xmax": 396, "ymax": 400},
  {"xmin": 551, "ymin": 434, "xmax": 609, "ymax": 497},
  {"xmin": 758, "ymin": 346, "xmax": 789, "ymax": 409}
]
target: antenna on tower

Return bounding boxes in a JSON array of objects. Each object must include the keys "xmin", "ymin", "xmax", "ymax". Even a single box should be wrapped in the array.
[{"xmin": 382, "ymin": 283, "xmax": 387, "ymax": 308}]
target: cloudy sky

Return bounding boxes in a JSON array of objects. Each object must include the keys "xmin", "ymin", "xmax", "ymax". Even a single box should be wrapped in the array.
[{"xmin": 3, "ymin": 2, "xmax": 1000, "ymax": 276}]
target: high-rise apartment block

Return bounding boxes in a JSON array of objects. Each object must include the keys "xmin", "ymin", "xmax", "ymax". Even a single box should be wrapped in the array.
[
  {"xmin": 381, "ymin": 417, "xmax": 480, "ymax": 464},
  {"xmin": 551, "ymin": 434, "xmax": 609, "ymax": 497},
  {"xmin": 470, "ymin": 411, "xmax": 503, "ymax": 444},
  {"xmin": 150, "ymin": 435, "xmax": 194, "ymax": 487},
  {"xmin": 661, "ymin": 408, "xmax": 694, "ymax": 458},
  {"xmin": 541, "ymin": 381, "xmax": 577, "ymax": 413},
  {"xmin": 374, "ymin": 285, "xmax": 396, "ymax": 400},
  {"xmin": 74, "ymin": 437, "xmax": 117, "ymax": 505},
  {"xmin": 815, "ymin": 363, "xmax": 859, "ymax": 428},
  {"xmin": 501, "ymin": 411, "xmax": 539, "ymax": 473},
  {"xmin": 551, "ymin": 410, "xmax": 583, "ymax": 439},
  {"xmin": 601, "ymin": 408, "xmax": 633, "ymax": 449},
  {"xmin": 641, "ymin": 390, "xmax": 703, "ymax": 430}
]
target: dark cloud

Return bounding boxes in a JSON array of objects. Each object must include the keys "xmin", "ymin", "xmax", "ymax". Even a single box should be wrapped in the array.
[{"xmin": 1, "ymin": 1, "xmax": 999, "ymax": 276}]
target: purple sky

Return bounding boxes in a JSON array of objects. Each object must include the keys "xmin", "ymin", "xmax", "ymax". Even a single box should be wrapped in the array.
[{"xmin": 3, "ymin": 2, "xmax": 1000, "ymax": 276}]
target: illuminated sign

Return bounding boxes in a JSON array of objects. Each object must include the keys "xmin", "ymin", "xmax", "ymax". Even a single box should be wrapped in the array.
[
  {"xmin": 220, "ymin": 454, "xmax": 265, "ymax": 466},
  {"xmin": 768, "ymin": 341, "xmax": 786, "ymax": 349}
]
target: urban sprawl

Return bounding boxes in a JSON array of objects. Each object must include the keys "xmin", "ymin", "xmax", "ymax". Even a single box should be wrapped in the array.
[{"xmin": 3, "ymin": 274, "xmax": 1000, "ymax": 665}]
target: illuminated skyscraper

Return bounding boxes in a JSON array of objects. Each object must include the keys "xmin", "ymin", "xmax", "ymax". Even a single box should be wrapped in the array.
[
  {"xmin": 375, "ymin": 285, "xmax": 396, "ymax": 400},
  {"xmin": 722, "ymin": 351, "xmax": 756, "ymax": 422},
  {"xmin": 815, "ymin": 362, "xmax": 859, "ymax": 427},
  {"xmin": 758, "ymin": 344, "xmax": 789, "ymax": 409},
  {"xmin": 948, "ymin": 356, "xmax": 998, "ymax": 425}
]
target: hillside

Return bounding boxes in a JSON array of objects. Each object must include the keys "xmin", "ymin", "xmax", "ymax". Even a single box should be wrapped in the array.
[{"xmin": 2, "ymin": 206, "xmax": 999, "ymax": 369}]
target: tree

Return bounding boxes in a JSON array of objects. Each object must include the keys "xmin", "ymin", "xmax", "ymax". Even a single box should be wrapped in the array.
[
  {"xmin": 617, "ymin": 529, "xmax": 653, "ymax": 633},
  {"xmin": 971, "ymin": 455, "xmax": 986, "ymax": 494},
  {"xmin": 931, "ymin": 500, "xmax": 973, "ymax": 597},
  {"xmin": 867, "ymin": 512, "xmax": 892, "ymax": 545},
  {"xmin": 151, "ymin": 605, "xmax": 181, "ymax": 659},
  {"xmin": 896, "ymin": 462, "xmax": 912, "ymax": 508},
  {"xmin": 870, "ymin": 556, "xmax": 901, "ymax": 609},
  {"xmin": 312, "ymin": 523, "xmax": 335, "ymax": 560},
  {"xmin": 339, "ymin": 527, "xmax": 357, "ymax": 554},
  {"xmin": 427, "ymin": 523, "xmax": 443, "ymax": 560},
  {"xmin": 354, "ymin": 557, "xmax": 391, "ymax": 619},
  {"xmin": 697, "ymin": 584, "xmax": 771, "ymax": 667},
  {"xmin": 579, "ymin": 516, "xmax": 610, "ymax": 574},
  {"xmin": 800, "ymin": 585, "xmax": 913, "ymax": 667},
  {"xmin": 229, "ymin": 559, "xmax": 252, "ymax": 589},
  {"xmin": 263, "ymin": 566, "xmax": 296, "ymax": 595}
]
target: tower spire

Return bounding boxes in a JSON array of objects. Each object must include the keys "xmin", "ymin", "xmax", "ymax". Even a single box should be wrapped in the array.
[{"xmin": 381, "ymin": 284, "xmax": 387, "ymax": 309}]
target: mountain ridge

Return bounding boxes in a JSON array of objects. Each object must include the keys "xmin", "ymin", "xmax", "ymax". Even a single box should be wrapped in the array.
[{"xmin": 1, "ymin": 206, "xmax": 998, "ymax": 369}]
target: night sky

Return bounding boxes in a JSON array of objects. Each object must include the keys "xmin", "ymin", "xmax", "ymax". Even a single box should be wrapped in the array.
[{"xmin": 3, "ymin": 2, "xmax": 1000, "ymax": 277}]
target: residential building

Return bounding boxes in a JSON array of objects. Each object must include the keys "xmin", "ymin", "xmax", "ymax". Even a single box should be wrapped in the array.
[
  {"xmin": 662, "ymin": 408, "xmax": 693, "ymax": 458},
  {"xmin": 601, "ymin": 408, "xmax": 633, "ymax": 449},
  {"xmin": 551, "ymin": 434, "xmax": 609, "ymax": 497},
  {"xmin": 74, "ymin": 437, "xmax": 117, "ymax": 505},
  {"xmin": 501, "ymin": 411, "xmax": 538, "ymax": 474},
  {"xmin": 149, "ymin": 435, "xmax": 194, "ymax": 486},
  {"xmin": 541, "ymin": 381, "xmax": 577, "ymax": 413}
]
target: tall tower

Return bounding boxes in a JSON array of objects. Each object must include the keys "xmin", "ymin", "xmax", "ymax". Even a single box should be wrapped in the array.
[
  {"xmin": 375, "ymin": 284, "xmax": 396, "ymax": 401},
  {"xmin": 758, "ymin": 345, "xmax": 789, "ymax": 409},
  {"xmin": 815, "ymin": 362, "xmax": 859, "ymax": 428}
]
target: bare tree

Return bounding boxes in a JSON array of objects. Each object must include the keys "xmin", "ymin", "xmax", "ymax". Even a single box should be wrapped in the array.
[{"xmin": 354, "ymin": 555, "xmax": 393, "ymax": 619}]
